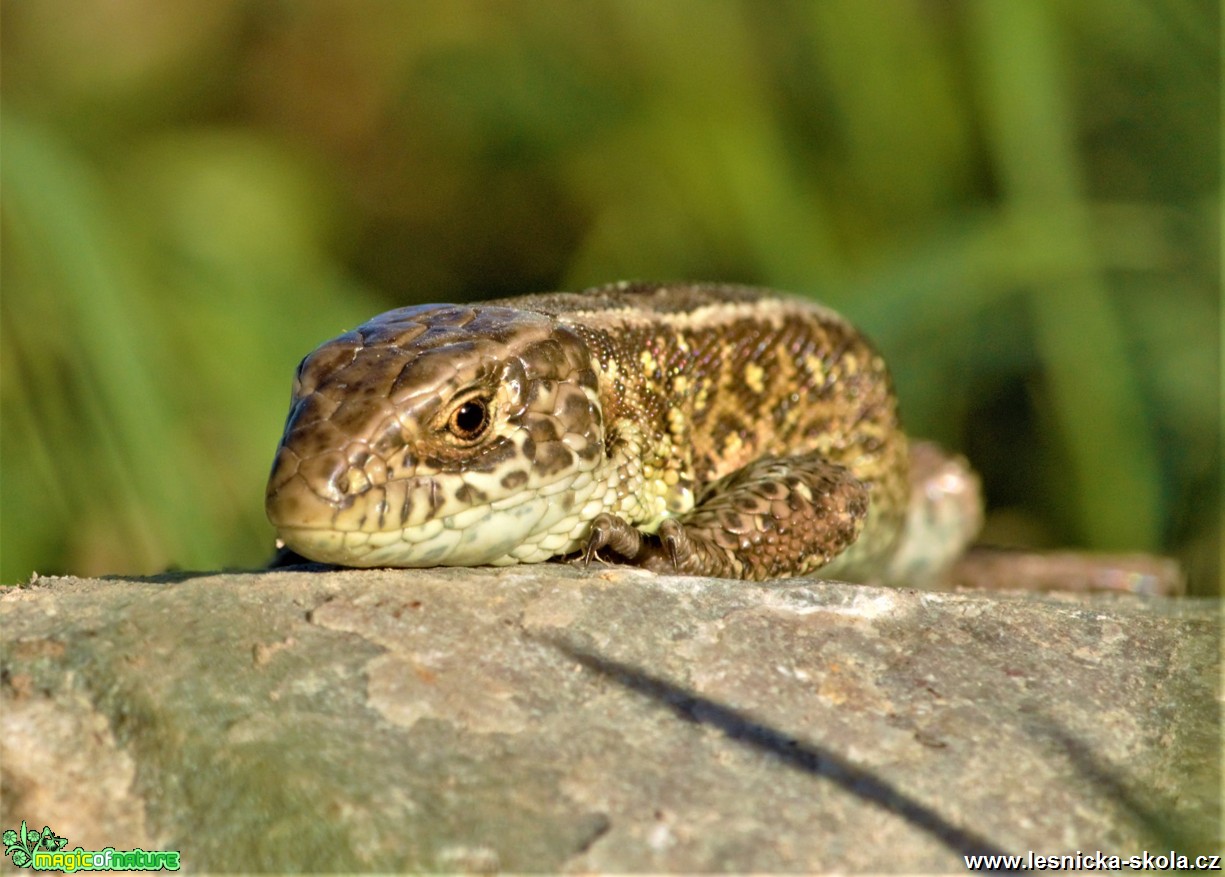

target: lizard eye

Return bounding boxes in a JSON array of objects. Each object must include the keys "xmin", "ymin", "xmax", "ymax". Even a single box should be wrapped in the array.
[{"xmin": 447, "ymin": 397, "xmax": 491, "ymax": 442}]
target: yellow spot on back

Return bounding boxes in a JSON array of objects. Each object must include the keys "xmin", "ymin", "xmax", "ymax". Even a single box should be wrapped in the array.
[
  {"xmin": 744, "ymin": 362, "xmax": 765, "ymax": 394},
  {"xmin": 667, "ymin": 407, "xmax": 687, "ymax": 437}
]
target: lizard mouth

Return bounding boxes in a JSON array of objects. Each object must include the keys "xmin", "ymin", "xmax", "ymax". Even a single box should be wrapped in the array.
[
  {"xmin": 266, "ymin": 439, "xmax": 606, "ymax": 568},
  {"xmin": 269, "ymin": 487, "xmax": 585, "ymax": 568}
]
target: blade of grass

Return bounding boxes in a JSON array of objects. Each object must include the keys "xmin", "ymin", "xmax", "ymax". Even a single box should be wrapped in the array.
[
  {"xmin": 965, "ymin": 0, "xmax": 1163, "ymax": 550},
  {"xmin": 1, "ymin": 111, "xmax": 222, "ymax": 572}
]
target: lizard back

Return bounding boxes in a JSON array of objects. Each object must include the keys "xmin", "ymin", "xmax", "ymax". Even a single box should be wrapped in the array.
[{"xmin": 492, "ymin": 282, "xmax": 911, "ymax": 573}]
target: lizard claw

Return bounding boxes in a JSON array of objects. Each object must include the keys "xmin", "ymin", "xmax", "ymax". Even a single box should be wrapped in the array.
[
  {"xmin": 582, "ymin": 512, "xmax": 647, "ymax": 568},
  {"xmin": 582, "ymin": 517, "xmax": 609, "ymax": 567},
  {"xmin": 583, "ymin": 513, "xmax": 629, "ymax": 567},
  {"xmin": 659, "ymin": 519, "xmax": 684, "ymax": 573}
]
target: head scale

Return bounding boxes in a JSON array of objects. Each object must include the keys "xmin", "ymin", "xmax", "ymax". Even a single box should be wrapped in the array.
[{"xmin": 266, "ymin": 304, "xmax": 604, "ymax": 566}]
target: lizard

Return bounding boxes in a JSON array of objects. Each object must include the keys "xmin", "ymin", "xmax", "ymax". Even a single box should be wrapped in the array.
[{"xmin": 265, "ymin": 281, "xmax": 982, "ymax": 584}]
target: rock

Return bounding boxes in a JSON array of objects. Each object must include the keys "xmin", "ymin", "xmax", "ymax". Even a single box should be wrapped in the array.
[{"xmin": 1, "ymin": 565, "xmax": 1219, "ymax": 871}]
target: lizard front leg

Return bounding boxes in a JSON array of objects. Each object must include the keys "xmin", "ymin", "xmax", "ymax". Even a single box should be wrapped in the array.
[{"xmin": 584, "ymin": 453, "xmax": 870, "ymax": 581}]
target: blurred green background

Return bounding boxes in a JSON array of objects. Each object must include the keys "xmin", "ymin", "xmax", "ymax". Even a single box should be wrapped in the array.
[{"xmin": 1, "ymin": 0, "xmax": 1218, "ymax": 594}]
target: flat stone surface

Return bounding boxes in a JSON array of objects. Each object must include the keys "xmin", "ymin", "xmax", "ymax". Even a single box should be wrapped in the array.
[{"xmin": 1, "ymin": 565, "xmax": 1219, "ymax": 872}]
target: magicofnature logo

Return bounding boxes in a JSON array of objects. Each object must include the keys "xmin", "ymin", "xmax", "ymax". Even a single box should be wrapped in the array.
[{"xmin": 2, "ymin": 821, "xmax": 180, "ymax": 872}]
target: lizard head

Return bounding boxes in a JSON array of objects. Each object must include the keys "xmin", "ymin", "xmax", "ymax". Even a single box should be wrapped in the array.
[{"xmin": 265, "ymin": 304, "xmax": 606, "ymax": 567}]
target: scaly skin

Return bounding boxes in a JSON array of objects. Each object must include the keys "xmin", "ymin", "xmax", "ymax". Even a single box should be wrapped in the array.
[{"xmin": 265, "ymin": 282, "xmax": 980, "ymax": 583}]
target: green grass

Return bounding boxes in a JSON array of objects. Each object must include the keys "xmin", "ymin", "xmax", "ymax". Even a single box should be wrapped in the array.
[{"xmin": 1, "ymin": 0, "xmax": 1217, "ymax": 593}]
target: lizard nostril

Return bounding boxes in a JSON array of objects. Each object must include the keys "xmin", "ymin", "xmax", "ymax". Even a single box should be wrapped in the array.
[{"xmin": 337, "ymin": 467, "xmax": 370, "ymax": 496}]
